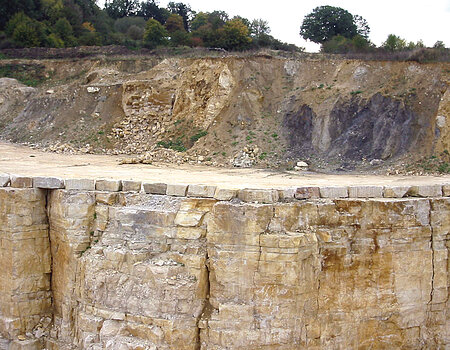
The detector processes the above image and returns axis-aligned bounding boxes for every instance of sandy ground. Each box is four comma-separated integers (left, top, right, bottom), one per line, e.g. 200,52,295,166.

1,142,449,189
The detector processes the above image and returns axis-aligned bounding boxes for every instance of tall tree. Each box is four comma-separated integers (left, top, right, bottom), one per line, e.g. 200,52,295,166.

164,13,184,33
382,34,406,51
300,6,369,44
208,10,228,30
105,0,139,19
0,0,41,29
250,19,270,38
222,18,251,50
167,2,195,31
143,17,168,48
138,0,169,24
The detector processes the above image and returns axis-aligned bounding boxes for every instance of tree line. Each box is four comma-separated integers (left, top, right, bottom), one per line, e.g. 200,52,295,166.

300,5,447,54
0,0,299,51
0,1,446,55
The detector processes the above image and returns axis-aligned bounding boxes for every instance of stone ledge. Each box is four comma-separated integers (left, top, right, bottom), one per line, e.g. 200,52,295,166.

33,176,64,189
320,186,348,198
349,186,384,198
65,178,95,191
143,182,167,195
2,175,449,202
10,175,33,188
122,180,142,192
238,189,279,204
95,180,122,192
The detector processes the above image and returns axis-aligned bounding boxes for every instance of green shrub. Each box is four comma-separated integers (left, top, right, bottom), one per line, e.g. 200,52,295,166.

190,130,208,142
6,12,46,47
45,33,64,48
143,18,168,49
157,138,186,152
78,32,102,46
127,25,144,40
114,16,146,33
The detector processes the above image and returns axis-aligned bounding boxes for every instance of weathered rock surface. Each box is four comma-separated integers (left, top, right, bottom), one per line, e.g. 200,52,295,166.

0,188,448,349
0,188,51,347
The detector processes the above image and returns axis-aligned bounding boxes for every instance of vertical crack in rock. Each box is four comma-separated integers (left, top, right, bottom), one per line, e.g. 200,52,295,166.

428,199,435,305
195,236,211,349
43,189,54,321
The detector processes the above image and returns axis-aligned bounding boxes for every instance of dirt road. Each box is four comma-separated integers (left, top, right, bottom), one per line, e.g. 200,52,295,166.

1,142,449,189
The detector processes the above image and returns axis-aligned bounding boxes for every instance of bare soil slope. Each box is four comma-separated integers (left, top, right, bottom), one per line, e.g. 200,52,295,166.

0,52,448,172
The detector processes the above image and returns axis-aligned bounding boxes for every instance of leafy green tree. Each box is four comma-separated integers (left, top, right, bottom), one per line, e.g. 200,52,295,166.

353,15,370,39
105,0,139,19
164,13,184,33
46,32,65,47
382,34,406,51
250,19,270,38
0,0,41,29
208,11,228,30
232,16,251,30
191,12,208,31
61,1,83,27
41,0,64,22
138,0,169,23
300,6,369,44
167,2,195,31
72,0,98,20
406,39,424,50
169,29,190,46
89,11,114,41
190,11,227,47
114,16,146,33
221,18,251,50
54,17,73,40
127,24,144,40
7,13,47,47
321,34,372,53
143,18,168,48
78,31,102,45
433,41,445,49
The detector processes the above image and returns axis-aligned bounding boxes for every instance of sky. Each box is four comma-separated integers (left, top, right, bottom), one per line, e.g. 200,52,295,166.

98,0,450,52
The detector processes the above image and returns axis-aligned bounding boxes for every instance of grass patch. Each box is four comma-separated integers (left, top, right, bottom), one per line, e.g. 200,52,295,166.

0,63,47,86
407,152,450,174
190,130,208,143
157,138,187,152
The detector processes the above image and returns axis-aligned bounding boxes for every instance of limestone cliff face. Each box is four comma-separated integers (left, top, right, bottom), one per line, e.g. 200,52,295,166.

0,188,448,349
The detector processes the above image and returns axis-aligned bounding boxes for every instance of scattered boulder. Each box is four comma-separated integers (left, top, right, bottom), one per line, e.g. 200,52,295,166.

294,161,308,171
87,86,100,93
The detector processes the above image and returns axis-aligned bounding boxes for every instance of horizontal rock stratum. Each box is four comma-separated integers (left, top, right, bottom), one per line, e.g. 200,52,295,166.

0,172,449,349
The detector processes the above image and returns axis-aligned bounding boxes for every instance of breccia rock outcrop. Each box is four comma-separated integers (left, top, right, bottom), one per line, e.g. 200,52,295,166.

0,188,448,349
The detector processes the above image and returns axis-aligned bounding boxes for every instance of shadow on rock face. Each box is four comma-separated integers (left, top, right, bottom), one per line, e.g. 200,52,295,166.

282,93,434,169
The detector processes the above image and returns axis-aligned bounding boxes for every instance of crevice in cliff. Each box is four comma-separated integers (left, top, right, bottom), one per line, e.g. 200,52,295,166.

43,189,55,324
428,200,435,305
195,248,211,350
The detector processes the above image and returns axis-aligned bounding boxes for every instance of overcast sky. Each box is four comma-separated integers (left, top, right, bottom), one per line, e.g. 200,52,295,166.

98,0,450,52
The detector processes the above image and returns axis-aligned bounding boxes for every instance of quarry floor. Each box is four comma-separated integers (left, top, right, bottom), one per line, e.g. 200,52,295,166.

1,141,449,188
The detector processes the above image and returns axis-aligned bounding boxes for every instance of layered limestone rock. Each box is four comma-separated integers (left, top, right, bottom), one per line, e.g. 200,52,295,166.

0,188,448,348
0,189,51,348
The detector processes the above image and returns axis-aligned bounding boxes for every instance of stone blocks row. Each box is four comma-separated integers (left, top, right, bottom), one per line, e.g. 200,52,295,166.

1,173,449,202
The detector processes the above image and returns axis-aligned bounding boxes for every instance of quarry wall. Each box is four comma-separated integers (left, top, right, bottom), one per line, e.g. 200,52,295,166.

0,175,449,349
1,56,448,171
